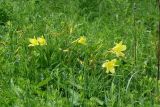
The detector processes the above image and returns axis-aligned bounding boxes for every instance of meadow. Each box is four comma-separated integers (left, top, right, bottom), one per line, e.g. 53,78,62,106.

0,0,160,106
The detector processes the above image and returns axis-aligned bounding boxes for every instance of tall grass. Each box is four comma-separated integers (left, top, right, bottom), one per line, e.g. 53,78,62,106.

0,0,159,106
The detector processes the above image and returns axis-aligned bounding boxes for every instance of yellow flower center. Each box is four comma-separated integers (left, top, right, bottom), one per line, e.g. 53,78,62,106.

112,41,126,57
102,59,117,74
28,37,39,47
37,36,47,46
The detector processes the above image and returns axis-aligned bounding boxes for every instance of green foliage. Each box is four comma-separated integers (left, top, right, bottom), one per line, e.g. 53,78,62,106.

0,0,159,106
0,1,13,25
0,8,9,25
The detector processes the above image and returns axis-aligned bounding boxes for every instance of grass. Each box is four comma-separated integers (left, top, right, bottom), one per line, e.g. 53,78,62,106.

0,0,160,106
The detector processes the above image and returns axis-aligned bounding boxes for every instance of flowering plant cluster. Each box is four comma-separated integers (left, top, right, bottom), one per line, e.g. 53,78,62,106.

102,41,126,74
28,35,126,74
28,36,47,47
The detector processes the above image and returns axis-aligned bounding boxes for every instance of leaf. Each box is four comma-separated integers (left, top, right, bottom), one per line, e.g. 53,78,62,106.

36,77,52,88
90,97,104,105
69,81,83,90
69,89,80,106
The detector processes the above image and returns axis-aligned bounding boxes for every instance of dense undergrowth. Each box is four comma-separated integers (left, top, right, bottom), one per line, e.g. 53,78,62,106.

0,0,160,106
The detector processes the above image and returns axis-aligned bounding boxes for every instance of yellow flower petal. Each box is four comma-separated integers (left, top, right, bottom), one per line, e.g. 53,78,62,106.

116,52,125,57
72,36,87,45
121,45,126,51
102,63,106,68
110,68,115,74
77,36,87,45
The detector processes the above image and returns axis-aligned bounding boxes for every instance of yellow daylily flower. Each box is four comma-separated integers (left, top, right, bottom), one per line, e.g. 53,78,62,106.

37,36,47,46
72,36,87,45
102,59,117,74
78,36,86,45
28,36,39,47
112,41,126,57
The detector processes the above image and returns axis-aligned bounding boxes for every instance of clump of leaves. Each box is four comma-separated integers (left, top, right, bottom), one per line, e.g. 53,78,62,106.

0,8,9,25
